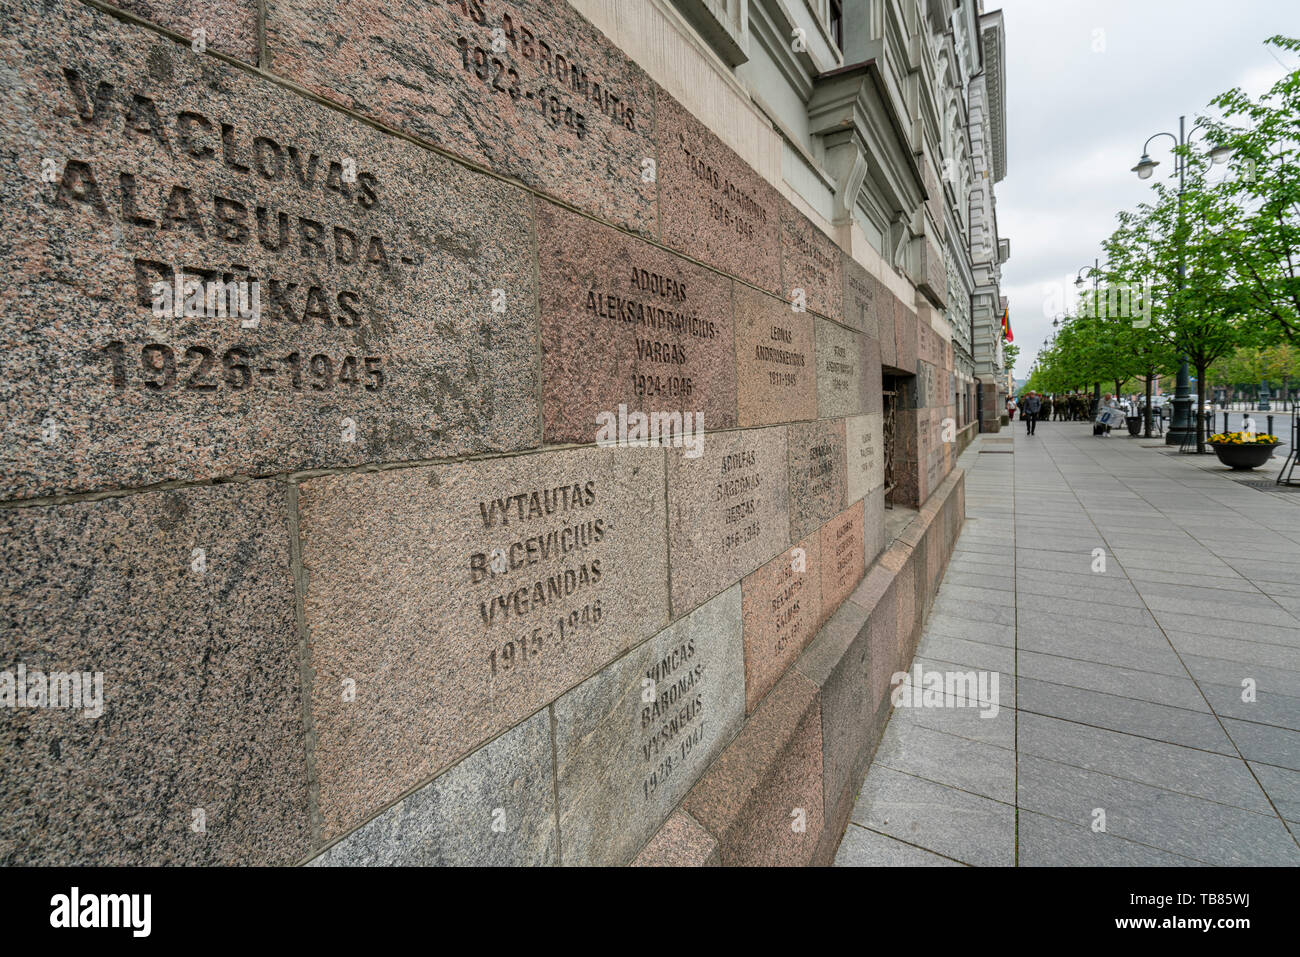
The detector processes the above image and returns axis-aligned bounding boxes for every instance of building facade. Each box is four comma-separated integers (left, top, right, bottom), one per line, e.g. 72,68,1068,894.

1,0,1002,866
968,5,1011,430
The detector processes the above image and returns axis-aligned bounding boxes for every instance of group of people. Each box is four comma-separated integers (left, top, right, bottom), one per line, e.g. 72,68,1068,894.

1007,391,1157,438
1005,393,1098,428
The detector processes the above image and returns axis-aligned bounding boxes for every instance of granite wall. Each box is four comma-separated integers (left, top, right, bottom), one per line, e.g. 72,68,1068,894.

0,0,963,865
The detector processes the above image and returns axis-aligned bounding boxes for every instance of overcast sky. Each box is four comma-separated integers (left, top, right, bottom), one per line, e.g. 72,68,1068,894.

994,0,1300,379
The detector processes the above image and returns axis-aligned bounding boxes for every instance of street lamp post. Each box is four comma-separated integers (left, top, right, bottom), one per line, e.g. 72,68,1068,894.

1074,262,1103,419
1131,115,1232,448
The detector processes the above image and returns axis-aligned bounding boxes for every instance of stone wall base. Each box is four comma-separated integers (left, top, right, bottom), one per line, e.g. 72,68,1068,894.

637,470,966,865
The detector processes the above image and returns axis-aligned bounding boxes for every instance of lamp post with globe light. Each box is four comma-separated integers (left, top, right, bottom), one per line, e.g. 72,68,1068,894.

1131,115,1233,446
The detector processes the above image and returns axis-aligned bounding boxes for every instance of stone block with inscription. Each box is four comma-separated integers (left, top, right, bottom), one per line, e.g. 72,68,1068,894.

787,419,847,542
877,292,899,369
781,205,842,320
553,584,744,865
536,200,736,443
846,412,884,503
297,444,668,840
814,318,869,419
0,0,539,499
820,499,866,620
683,670,824,866
741,537,821,714
309,709,556,866
0,482,308,865
117,0,259,62
894,300,919,375
667,426,790,616
265,0,657,235
656,93,782,296
734,284,816,427
841,256,878,339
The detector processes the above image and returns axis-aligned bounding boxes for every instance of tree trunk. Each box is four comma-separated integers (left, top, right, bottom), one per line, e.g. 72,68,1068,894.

1196,361,1208,453
1144,373,1154,438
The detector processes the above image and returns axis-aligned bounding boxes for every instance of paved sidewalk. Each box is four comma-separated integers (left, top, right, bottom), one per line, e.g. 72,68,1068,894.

836,421,1300,866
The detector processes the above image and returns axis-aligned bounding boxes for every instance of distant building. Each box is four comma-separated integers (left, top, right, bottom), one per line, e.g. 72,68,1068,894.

968,5,1010,430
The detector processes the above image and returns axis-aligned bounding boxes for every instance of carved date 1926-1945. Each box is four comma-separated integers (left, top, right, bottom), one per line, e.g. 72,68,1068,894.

98,341,384,393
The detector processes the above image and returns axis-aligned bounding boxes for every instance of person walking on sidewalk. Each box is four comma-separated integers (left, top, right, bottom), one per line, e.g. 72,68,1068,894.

1022,391,1041,435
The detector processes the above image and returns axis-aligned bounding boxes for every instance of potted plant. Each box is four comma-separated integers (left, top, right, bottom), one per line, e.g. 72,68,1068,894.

1207,432,1282,470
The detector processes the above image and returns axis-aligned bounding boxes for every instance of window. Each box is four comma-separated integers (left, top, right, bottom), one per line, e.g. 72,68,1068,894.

829,0,844,51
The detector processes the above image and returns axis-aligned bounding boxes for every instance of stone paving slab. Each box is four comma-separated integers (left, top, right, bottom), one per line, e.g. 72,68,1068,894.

836,423,1300,867
834,823,965,866
848,765,1015,867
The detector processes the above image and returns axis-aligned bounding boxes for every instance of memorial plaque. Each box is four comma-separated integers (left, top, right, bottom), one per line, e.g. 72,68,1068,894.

265,0,657,234
741,537,822,714
787,418,847,541
0,482,307,865
309,709,556,866
919,322,944,368
656,93,781,295
297,444,668,839
667,426,790,616
814,318,869,419
117,0,258,62
820,499,866,618
846,412,884,503
553,585,744,866
0,0,539,499
841,255,878,338
895,300,918,374
536,200,736,443
780,205,842,320
734,284,816,426
919,360,942,409
878,291,899,368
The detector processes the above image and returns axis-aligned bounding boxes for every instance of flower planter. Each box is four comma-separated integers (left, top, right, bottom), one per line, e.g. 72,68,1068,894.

1209,442,1280,470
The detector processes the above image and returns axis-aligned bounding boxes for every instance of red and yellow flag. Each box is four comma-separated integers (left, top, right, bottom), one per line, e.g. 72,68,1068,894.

1001,306,1013,342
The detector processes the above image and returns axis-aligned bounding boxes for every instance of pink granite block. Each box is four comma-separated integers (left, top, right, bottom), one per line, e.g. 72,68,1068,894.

667,425,791,616
787,418,847,541
0,0,540,498
116,0,258,62
741,535,821,714
264,0,657,234
656,93,782,295
631,810,719,866
536,200,737,443
297,444,669,840
895,300,919,374
734,284,816,427
841,255,878,338
0,482,308,865
780,205,842,321
683,671,824,866
820,499,866,621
